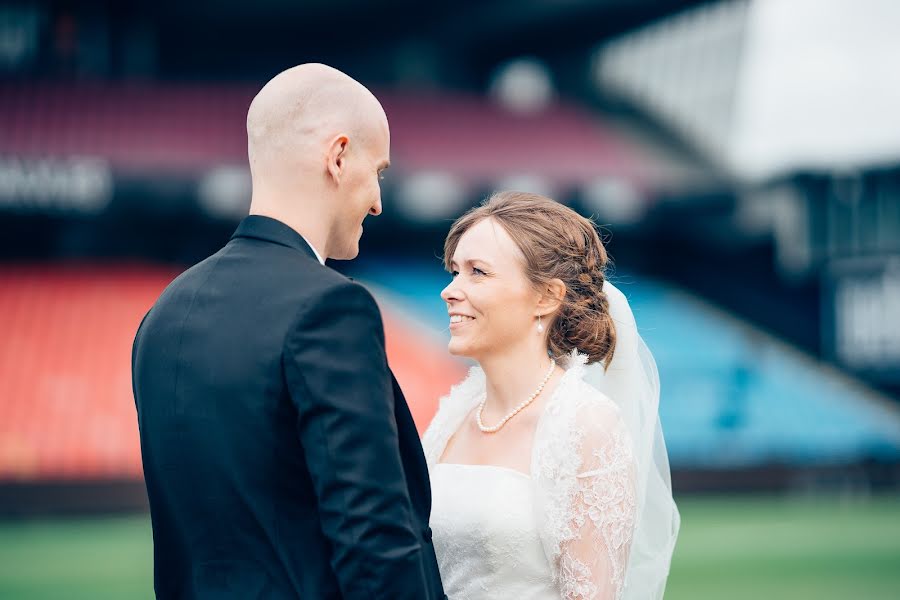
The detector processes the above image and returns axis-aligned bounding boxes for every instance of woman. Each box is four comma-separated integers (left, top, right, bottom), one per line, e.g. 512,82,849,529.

423,191,680,599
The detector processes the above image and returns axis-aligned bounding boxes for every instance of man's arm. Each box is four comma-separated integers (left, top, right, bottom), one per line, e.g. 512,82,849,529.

284,281,429,599
131,310,150,413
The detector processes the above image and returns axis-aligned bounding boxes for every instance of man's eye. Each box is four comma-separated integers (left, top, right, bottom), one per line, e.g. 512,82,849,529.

472,267,485,276
450,271,459,278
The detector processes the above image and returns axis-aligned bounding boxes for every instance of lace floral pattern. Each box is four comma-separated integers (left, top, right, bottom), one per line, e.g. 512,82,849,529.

559,423,637,599
559,551,596,599
424,350,638,600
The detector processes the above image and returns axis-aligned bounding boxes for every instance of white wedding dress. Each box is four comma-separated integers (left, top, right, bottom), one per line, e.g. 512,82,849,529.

430,463,559,598
423,352,637,600
423,283,680,600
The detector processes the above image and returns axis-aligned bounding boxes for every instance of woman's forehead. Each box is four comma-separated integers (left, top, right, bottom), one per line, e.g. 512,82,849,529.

453,218,525,267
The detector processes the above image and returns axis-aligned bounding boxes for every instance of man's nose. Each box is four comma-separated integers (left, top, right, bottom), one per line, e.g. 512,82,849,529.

369,198,383,216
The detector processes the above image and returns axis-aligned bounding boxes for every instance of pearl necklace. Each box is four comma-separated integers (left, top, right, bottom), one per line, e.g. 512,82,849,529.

476,358,557,433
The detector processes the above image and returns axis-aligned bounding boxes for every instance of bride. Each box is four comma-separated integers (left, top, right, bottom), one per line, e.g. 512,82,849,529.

422,191,680,599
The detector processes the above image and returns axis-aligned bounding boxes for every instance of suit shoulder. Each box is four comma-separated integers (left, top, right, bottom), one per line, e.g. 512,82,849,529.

157,250,223,295
283,277,385,354
300,275,380,316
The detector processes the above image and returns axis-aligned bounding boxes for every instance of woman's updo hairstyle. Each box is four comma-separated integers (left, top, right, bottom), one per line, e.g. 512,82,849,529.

443,191,616,367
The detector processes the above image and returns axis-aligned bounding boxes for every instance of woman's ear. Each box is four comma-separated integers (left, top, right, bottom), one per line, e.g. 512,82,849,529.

537,278,566,317
325,134,350,184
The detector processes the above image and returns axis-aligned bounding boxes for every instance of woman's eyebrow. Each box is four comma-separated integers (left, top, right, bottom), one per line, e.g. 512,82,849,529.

451,258,493,269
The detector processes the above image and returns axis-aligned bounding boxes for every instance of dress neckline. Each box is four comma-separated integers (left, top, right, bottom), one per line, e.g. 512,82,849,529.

435,354,587,477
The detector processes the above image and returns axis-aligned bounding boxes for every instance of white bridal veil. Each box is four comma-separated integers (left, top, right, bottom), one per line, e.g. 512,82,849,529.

583,281,681,599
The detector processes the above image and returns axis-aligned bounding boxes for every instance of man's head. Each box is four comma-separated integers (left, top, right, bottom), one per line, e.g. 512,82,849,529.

246,63,390,260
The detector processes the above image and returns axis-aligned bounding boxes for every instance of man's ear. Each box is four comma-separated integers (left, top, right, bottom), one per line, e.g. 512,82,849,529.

537,278,566,318
325,135,350,184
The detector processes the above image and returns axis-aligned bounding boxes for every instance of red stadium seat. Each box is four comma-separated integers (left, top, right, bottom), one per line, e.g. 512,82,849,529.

0,264,462,482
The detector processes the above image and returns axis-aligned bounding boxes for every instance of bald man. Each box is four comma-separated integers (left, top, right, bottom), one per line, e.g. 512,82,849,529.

132,64,446,600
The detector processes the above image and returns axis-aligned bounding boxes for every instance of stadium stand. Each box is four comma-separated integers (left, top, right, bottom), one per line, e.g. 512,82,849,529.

0,83,709,192
347,259,900,475
0,263,465,484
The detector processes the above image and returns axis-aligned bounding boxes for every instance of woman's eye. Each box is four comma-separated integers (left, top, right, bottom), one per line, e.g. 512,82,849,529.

449,268,484,278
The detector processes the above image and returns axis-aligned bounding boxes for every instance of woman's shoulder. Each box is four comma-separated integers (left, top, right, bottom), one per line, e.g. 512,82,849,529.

549,355,627,446
571,378,621,416
542,376,632,482
554,351,621,416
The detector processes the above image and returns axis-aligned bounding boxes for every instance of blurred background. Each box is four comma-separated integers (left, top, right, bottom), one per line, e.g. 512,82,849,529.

1,0,899,598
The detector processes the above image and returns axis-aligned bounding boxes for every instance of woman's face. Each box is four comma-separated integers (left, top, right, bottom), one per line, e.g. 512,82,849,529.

441,218,541,361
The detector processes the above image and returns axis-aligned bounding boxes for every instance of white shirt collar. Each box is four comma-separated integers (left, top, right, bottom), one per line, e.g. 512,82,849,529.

301,235,326,265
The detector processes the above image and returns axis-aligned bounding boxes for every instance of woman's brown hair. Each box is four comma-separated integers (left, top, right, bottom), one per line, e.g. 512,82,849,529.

444,191,616,367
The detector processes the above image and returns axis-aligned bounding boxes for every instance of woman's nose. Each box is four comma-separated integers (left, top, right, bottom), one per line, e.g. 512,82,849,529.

441,280,462,303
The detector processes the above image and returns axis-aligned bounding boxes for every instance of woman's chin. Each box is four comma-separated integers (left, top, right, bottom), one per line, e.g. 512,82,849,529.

447,338,473,358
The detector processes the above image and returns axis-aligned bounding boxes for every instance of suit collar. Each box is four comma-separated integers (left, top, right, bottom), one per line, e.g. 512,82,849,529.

231,215,320,263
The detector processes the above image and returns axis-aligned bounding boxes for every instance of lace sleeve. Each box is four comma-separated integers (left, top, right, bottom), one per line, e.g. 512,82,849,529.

558,401,637,600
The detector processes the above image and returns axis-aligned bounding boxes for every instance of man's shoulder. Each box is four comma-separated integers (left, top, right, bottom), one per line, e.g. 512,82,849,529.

299,273,380,316
153,241,377,319
174,239,341,290
283,274,385,351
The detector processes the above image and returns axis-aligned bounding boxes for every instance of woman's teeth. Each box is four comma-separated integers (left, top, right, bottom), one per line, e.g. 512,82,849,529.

450,315,475,324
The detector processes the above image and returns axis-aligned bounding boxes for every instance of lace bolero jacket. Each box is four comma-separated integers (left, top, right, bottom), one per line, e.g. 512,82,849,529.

422,351,638,600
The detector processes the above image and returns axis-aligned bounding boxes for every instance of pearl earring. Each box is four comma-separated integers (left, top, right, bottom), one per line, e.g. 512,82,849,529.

536,315,544,334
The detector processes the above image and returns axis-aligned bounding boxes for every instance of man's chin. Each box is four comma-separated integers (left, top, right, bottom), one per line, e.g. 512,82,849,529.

330,244,360,261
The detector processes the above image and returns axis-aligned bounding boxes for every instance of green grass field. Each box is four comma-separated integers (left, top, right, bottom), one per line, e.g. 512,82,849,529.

1,495,898,599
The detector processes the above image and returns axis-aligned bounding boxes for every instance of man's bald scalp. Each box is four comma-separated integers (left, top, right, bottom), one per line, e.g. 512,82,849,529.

247,63,386,174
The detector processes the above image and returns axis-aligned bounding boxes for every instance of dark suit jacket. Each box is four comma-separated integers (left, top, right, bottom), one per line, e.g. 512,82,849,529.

132,215,445,599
